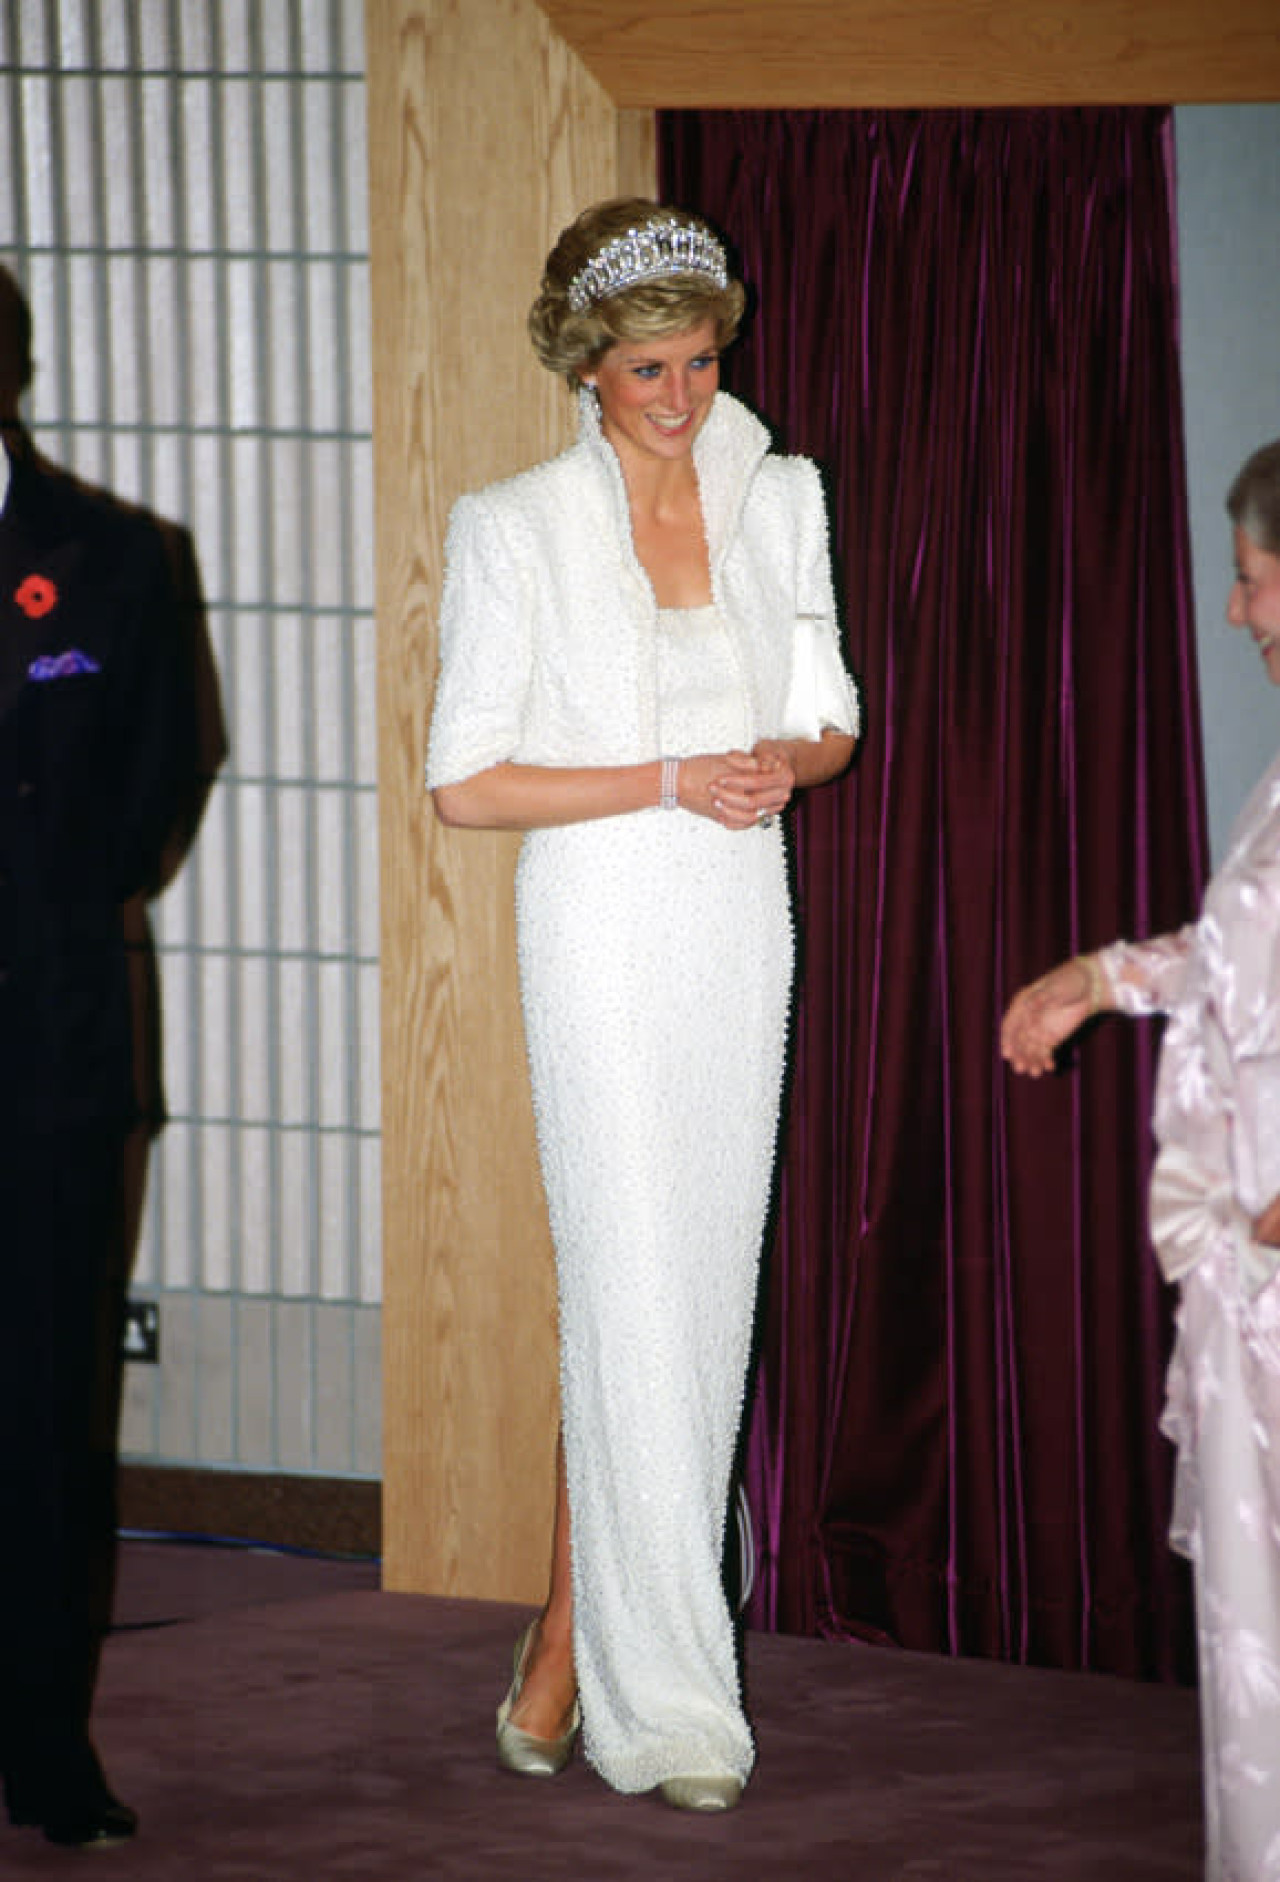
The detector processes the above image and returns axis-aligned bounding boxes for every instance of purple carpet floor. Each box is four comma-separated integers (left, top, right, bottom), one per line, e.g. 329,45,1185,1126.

1,1540,1202,1879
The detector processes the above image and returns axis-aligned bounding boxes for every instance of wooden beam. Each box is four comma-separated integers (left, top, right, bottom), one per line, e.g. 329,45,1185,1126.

535,0,1280,107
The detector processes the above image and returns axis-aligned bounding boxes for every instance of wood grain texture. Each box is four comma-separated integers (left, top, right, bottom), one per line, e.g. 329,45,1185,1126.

616,107,658,197
536,0,1280,106
367,0,653,1601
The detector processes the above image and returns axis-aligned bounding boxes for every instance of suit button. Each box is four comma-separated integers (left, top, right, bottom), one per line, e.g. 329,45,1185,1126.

17,780,35,797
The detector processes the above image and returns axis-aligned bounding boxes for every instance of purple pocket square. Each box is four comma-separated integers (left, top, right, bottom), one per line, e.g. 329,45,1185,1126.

27,650,102,681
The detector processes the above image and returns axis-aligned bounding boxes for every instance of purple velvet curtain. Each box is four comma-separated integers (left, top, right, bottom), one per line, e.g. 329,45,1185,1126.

660,110,1207,1680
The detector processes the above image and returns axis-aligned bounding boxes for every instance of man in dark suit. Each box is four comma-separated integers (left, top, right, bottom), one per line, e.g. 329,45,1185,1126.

0,265,204,1848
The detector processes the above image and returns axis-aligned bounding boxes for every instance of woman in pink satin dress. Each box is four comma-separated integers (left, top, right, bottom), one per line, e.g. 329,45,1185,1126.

1002,439,1280,1882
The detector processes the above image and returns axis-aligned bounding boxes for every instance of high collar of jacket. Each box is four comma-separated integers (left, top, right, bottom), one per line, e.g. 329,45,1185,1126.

576,386,771,573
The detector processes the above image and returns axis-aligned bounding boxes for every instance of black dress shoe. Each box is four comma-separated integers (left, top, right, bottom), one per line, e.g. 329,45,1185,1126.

44,1795,137,1848
11,1795,138,1848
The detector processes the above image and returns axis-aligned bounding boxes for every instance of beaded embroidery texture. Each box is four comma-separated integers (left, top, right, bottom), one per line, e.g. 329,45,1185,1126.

427,392,858,1791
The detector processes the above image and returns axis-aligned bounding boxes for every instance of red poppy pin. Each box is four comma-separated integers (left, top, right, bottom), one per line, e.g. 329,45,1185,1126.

14,574,59,620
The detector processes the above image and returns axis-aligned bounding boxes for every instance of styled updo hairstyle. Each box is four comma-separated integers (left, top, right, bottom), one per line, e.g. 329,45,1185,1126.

528,197,746,389
1227,439,1280,557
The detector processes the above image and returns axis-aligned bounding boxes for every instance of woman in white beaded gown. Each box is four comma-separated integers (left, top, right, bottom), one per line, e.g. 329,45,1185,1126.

1001,439,1280,1881
427,199,859,1811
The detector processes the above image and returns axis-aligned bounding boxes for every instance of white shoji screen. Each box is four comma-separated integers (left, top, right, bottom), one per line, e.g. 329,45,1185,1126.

0,0,381,1479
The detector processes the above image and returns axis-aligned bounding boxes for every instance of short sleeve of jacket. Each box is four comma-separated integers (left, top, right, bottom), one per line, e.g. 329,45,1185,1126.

779,458,861,740
426,490,535,790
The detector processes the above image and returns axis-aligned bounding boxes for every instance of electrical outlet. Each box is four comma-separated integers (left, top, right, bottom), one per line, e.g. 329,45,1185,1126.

122,1298,160,1364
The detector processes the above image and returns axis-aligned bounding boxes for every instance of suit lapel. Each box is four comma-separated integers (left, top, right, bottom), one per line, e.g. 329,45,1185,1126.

0,437,89,719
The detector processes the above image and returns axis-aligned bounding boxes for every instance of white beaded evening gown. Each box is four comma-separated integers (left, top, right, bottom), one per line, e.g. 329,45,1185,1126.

515,604,793,1792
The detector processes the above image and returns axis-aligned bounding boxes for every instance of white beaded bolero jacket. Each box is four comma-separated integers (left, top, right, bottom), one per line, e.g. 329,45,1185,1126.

425,389,860,790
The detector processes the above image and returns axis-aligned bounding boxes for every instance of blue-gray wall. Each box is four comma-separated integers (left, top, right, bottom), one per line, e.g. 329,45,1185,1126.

1176,104,1280,864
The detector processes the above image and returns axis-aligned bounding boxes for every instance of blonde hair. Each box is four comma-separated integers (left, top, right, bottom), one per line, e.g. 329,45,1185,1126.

528,197,746,388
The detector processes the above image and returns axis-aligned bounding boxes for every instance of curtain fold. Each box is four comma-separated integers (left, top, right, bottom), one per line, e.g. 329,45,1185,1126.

661,109,1205,1679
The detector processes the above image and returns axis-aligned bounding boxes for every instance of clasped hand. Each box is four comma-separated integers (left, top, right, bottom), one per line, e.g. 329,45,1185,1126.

685,742,795,829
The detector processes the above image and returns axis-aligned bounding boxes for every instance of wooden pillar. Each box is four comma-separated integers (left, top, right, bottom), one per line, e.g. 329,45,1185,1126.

365,0,653,1599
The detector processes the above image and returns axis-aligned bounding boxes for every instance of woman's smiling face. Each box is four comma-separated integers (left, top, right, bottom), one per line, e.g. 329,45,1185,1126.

584,320,720,470
1229,526,1280,687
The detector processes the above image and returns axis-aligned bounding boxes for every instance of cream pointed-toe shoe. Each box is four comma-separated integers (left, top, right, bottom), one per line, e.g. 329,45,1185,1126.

495,1621,580,1778
658,1774,744,1813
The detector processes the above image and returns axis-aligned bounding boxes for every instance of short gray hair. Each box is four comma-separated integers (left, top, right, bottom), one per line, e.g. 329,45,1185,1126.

1226,440,1280,556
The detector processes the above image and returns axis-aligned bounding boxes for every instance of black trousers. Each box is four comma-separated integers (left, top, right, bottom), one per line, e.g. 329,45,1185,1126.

0,1127,128,1811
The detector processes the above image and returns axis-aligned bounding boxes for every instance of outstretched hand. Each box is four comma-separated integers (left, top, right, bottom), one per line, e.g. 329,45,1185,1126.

1255,1194,1280,1248
1001,956,1105,1077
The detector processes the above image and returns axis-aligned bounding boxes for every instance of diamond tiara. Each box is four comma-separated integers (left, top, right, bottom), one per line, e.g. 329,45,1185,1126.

566,217,729,313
